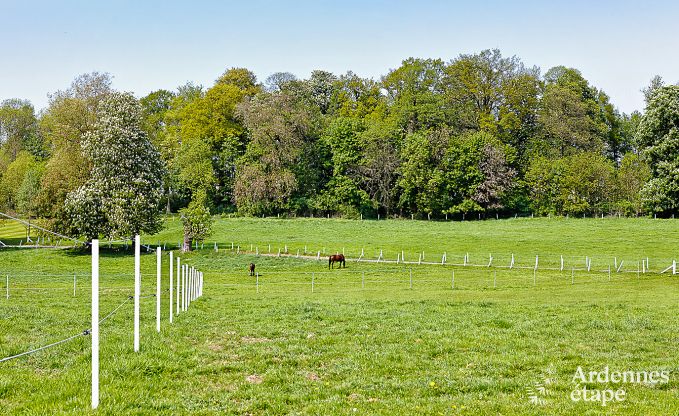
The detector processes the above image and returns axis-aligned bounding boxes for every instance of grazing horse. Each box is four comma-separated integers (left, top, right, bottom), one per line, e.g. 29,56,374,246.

329,254,346,269
249,263,256,276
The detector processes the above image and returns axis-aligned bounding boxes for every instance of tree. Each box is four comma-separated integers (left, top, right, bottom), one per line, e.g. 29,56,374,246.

443,132,516,216
235,91,321,215
526,152,614,215
535,67,608,157
180,189,213,252
445,49,539,138
614,153,650,216
0,99,43,160
140,89,175,144
265,72,297,92
216,67,260,96
38,72,114,222
0,151,37,211
313,117,372,217
382,58,448,134
356,119,400,215
636,85,679,214
397,129,449,215
472,143,517,211
307,70,338,114
642,75,664,105
64,92,165,240
559,152,614,215
329,71,384,118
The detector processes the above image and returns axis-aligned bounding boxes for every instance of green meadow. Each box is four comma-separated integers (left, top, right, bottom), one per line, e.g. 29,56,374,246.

1,217,678,415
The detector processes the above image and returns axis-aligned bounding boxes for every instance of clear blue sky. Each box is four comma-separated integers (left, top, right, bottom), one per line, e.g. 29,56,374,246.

1,0,677,114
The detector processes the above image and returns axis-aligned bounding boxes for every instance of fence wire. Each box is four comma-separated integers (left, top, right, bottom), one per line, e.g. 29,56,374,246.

0,294,133,364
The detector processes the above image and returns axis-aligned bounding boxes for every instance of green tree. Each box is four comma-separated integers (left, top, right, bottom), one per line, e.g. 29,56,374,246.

64,92,165,240
0,99,43,160
559,152,614,215
443,132,516,216
235,91,321,215
382,58,448,134
356,118,400,215
180,189,213,252
314,117,371,217
535,67,608,157
330,71,384,118
444,49,540,138
614,153,650,216
636,85,679,214
526,152,614,216
38,72,113,221
0,151,37,211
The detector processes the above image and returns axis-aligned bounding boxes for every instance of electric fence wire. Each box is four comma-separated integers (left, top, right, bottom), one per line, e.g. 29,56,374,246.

0,210,154,250
0,294,134,364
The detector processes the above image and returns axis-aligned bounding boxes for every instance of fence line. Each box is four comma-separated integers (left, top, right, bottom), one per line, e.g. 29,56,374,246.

0,294,132,364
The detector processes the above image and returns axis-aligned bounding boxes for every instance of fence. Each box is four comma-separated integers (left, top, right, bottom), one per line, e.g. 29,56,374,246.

208,264,666,298
1,235,205,410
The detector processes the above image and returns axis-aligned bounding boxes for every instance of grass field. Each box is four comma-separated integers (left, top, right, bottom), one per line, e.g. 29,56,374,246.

1,217,678,414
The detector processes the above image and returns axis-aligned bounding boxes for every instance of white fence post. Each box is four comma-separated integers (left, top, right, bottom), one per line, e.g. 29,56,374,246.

156,247,161,332
5,275,8,299
187,268,191,307
181,265,186,311
91,239,99,409
176,257,180,315
169,251,173,323
134,235,140,352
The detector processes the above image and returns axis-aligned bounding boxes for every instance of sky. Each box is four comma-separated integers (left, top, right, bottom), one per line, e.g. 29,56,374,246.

1,0,677,114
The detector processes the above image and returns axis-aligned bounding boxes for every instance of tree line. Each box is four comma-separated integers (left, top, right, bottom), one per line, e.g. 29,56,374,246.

0,50,678,242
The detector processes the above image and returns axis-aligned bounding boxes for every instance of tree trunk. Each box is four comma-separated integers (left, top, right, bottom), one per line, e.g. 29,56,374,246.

166,188,172,214
183,232,192,253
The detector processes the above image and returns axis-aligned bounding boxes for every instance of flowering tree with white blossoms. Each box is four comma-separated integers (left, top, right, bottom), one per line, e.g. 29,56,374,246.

65,92,165,241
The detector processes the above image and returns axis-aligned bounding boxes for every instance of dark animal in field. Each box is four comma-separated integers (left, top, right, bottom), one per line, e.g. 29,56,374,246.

249,263,256,276
329,254,345,269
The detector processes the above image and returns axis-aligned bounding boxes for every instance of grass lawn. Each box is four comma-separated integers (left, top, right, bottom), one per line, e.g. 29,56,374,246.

0,217,678,414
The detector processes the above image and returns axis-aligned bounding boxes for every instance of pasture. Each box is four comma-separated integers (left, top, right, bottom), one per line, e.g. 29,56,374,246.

1,217,678,415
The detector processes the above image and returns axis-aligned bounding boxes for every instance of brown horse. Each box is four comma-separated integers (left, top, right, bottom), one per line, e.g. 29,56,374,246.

249,263,256,276
329,254,345,269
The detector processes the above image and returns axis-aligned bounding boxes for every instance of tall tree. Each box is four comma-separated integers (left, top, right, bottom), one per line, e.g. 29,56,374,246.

382,58,447,135
0,99,43,160
636,85,679,214
445,49,539,135
534,67,607,157
64,92,165,240
235,91,321,215
38,72,113,221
